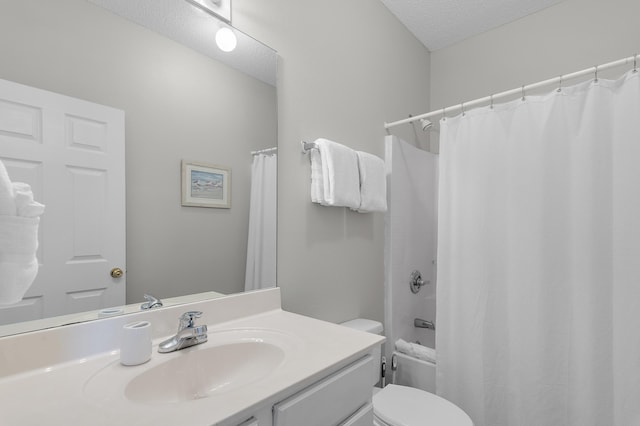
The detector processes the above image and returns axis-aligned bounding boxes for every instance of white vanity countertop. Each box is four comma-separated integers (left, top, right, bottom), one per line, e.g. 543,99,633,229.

0,289,384,425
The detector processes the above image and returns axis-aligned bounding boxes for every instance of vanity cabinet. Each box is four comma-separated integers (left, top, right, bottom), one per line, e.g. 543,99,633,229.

273,355,373,426
340,402,374,426
228,355,374,426
0,289,385,426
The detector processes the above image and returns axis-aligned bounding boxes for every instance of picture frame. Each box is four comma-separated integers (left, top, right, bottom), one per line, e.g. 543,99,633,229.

181,160,231,209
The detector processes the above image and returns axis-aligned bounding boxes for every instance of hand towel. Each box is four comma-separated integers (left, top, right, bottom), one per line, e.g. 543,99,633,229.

309,148,325,204
395,338,436,363
0,160,16,216
0,215,40,305
355,151,387,213
316,138,361,209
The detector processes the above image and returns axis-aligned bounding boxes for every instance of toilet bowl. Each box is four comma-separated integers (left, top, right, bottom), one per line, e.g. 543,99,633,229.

373,384,472,426
341,319,473,426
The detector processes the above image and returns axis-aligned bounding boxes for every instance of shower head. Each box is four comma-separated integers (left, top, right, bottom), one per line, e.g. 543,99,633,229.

420,118,433,131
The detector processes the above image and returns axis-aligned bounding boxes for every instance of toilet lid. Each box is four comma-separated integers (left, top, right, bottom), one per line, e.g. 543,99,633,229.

373,385,473,426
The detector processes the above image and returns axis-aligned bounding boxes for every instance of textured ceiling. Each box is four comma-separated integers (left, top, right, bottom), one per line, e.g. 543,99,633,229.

87,0,277,86
379,0,565,51
87,0,565,83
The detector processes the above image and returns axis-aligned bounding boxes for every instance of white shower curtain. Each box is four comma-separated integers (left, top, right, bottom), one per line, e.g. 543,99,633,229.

437,71,640,426
244,153,277,291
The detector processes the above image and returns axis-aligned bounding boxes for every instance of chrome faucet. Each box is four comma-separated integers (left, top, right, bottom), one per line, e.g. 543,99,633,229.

414,318,435,330
158,311,208,353
141,293,163,310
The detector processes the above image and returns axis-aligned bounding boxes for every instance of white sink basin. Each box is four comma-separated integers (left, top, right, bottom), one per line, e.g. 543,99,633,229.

126,341,285,403
83,328,300,405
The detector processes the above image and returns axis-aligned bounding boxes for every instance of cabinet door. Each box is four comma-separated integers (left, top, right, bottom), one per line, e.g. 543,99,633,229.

340,402,373,426
273,355,373,426
236,417,258,426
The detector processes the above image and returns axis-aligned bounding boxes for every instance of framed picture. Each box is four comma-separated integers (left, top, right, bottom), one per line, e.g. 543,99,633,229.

181,160,231,208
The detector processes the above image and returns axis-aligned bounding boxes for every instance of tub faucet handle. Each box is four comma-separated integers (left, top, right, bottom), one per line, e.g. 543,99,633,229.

410,270,430,294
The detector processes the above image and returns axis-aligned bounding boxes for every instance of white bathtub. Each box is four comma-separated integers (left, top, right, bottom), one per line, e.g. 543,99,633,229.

391,350,436,393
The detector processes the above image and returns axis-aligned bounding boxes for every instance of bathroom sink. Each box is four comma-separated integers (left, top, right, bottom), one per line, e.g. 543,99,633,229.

83,328,299,405
126,341,285,403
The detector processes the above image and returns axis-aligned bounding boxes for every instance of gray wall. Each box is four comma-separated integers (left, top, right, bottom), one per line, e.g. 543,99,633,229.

431,0,640,122
235,0,431,323
0,0,277,302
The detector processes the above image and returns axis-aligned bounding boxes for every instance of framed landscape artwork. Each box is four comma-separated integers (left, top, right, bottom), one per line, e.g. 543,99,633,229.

181,160,231,208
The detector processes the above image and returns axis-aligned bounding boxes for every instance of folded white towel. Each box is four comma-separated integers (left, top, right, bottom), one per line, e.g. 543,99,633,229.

309,148,325,204
395,338,436,363
0,160,16,216
355,151,387,213
0,215,40,305
316,138,361,209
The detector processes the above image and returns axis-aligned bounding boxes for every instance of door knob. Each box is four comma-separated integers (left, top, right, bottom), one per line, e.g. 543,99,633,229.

110,267,124,279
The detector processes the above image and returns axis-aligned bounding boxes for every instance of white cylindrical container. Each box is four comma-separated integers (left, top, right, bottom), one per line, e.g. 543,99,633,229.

120,321,152,366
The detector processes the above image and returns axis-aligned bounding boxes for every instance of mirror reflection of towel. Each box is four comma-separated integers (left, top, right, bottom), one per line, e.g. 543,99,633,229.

0,159,16,216
0,215,40,304
0,160,44,305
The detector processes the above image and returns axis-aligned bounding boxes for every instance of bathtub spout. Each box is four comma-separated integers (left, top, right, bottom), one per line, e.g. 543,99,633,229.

414,318,435,330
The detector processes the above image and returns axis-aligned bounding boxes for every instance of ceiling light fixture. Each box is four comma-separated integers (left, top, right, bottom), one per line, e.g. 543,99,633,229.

215,27,237,52
185,0,237,52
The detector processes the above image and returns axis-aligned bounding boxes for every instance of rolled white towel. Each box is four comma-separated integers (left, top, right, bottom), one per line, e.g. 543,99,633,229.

395,338,436,363
0,160,16,216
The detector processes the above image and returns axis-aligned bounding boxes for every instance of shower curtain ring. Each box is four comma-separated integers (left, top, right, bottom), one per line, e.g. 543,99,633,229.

521,85,525,101
442,107,446,121
634,54,638,73
490,94,494,109
594,65,599,83
557,75,563,93
461,102,465,116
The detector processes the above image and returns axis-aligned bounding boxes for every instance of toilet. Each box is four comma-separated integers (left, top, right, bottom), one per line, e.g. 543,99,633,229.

341,319,473,426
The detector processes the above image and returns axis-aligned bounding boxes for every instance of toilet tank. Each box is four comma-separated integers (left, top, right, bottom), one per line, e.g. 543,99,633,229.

340,319,383,387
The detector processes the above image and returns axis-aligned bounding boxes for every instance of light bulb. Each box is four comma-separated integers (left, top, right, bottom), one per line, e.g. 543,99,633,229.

216,27,237,52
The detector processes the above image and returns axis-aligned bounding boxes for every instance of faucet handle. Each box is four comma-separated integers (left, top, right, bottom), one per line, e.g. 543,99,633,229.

179,311,203,329
141,293,163,310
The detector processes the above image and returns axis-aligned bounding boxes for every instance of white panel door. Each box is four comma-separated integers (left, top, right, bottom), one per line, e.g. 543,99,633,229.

0,78,125,324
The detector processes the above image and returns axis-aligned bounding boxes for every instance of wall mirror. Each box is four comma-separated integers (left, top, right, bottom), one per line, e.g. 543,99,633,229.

0,0,277,336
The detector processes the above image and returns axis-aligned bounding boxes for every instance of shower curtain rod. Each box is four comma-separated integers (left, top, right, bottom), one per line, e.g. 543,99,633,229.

384,54,639,130
251,146,278,155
